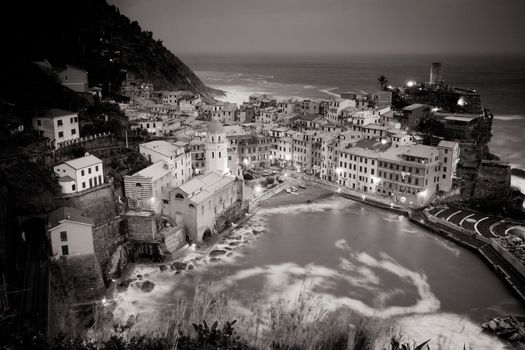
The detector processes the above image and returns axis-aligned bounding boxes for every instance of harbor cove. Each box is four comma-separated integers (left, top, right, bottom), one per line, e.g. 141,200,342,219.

110,189,524,349
3,0,525,349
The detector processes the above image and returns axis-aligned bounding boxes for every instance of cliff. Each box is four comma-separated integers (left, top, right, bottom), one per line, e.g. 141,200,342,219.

0,0,218,118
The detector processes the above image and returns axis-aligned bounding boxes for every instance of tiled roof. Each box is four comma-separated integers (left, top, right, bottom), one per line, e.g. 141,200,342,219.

63,154,102,170
48,207,94,230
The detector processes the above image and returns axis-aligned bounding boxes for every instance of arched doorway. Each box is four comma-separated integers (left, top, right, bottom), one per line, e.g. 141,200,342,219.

202,228,212,241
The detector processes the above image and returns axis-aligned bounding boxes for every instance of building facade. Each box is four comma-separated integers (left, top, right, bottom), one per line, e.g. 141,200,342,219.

53,154,104,194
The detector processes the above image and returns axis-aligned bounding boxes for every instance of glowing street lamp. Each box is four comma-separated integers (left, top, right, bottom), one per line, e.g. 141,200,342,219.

406,81,416,87
254,185,263,193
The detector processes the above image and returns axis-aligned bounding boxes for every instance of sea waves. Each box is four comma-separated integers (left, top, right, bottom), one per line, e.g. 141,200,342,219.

493,114,524,121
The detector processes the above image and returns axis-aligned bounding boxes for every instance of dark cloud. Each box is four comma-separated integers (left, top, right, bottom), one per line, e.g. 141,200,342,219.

109,0,525,55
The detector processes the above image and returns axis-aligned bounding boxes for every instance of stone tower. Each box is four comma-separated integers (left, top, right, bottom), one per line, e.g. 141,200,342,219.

205,117,228,174
429,62,442,85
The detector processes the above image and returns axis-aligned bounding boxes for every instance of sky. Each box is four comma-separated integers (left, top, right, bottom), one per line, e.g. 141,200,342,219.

109,0,525,56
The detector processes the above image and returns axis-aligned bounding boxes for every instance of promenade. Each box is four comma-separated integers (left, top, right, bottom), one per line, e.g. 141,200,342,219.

411,209,525,306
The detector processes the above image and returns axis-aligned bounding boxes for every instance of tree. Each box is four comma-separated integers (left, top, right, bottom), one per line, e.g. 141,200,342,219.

377,75,389,91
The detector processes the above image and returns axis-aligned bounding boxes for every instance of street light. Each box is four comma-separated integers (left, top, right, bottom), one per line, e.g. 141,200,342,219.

407,81,416,87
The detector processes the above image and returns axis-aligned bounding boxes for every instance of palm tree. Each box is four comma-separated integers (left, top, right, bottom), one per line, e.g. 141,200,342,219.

377,75,388,91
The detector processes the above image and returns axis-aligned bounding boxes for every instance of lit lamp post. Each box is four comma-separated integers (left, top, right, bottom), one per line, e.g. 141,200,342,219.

417,189,428,206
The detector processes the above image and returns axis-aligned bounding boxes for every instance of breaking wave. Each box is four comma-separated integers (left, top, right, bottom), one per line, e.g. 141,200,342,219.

493,115,524,121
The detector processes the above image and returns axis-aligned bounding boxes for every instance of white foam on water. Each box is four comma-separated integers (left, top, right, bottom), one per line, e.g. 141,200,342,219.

258,196,348,216
493,115,524,121
320,87,340,97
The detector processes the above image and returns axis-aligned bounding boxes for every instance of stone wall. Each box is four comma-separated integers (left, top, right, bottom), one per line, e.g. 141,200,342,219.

92,217,124,280
215,202,243,233
61,254,105,303
491,241,525,278
472,160,511,201
163,226,187,254
60,183,117,225
48,255,105,337
125,212,157,241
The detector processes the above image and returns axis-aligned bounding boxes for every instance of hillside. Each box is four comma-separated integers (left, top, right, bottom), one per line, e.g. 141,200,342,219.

0,0,218,116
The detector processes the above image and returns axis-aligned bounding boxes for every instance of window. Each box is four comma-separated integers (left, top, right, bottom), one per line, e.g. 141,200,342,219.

72,184,76,191
58,131,64,138
219,152,221,158
71,128,76,135
82,182,86,189
57,120,63,126
95,165,99,171
212,152,215,158
81,170,85,176
37,120,42,126
61,245,69,256
60,231,67,242
88,168,92,174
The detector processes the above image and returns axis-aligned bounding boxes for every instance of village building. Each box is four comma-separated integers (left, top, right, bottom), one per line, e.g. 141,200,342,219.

124,160,172,213
326,98,356,123
33,109,80,149
164,171,243,242
377,144,443,206
56,65,89,93
436,140,460,193
47,207,95,257
53,154,104,194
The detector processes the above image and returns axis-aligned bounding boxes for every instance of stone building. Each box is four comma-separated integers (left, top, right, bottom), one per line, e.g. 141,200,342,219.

165,171,243,242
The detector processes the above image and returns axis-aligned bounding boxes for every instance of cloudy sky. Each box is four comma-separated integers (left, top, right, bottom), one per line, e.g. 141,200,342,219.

109,0,525,56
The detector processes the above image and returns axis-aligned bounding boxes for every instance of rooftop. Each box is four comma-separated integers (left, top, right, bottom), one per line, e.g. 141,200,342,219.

176,171,236,204
39,108,76,119
48,207,94,230
132,161,171,182
437,140,458,149
403,103,428,111
140,140,182,157
63,154,102,170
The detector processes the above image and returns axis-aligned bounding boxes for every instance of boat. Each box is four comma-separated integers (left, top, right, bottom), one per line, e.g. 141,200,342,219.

290,186,298,192
298,184,307,189
285,188,292,193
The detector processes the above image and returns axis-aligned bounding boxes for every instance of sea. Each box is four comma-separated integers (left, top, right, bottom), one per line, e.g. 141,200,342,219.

182,54,525,191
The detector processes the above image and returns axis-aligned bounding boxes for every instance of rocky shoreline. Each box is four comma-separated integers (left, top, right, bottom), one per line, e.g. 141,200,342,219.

482,316,525,343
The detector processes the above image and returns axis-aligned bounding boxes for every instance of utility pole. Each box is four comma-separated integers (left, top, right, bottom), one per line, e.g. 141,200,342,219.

125,130,129,149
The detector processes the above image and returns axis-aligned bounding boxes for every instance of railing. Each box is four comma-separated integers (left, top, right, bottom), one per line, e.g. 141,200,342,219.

56,132,112,149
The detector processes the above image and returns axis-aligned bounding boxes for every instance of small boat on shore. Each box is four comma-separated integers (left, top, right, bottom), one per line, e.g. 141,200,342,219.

285,188,292,193
290,186,298,192
298,184,307,189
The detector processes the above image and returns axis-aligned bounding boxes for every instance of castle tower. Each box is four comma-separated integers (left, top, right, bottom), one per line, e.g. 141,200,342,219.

429,62,442,85
205,117,228,174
